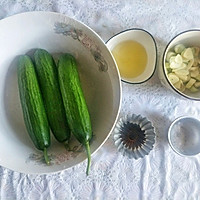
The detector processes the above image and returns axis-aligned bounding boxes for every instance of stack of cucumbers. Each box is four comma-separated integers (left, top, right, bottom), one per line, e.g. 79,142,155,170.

18,49,92,175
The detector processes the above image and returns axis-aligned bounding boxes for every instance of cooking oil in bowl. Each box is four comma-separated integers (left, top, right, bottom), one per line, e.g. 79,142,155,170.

111,40,147,79
106,29,157,84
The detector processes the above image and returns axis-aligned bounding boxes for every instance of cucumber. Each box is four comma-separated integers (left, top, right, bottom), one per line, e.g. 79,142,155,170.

34,49,71,144
18,55,50,164
58,53,92,175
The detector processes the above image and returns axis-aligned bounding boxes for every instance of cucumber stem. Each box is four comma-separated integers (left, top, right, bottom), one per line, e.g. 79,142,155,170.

44,148,50,165
85,142,91,176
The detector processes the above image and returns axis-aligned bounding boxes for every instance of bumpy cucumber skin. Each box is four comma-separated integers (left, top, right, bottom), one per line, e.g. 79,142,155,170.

58,54,92,145
58,53,92,175
18,55,50,151
34,49,70,143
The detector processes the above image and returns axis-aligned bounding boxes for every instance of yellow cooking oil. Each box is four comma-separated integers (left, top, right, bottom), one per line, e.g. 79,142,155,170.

112,40,147,78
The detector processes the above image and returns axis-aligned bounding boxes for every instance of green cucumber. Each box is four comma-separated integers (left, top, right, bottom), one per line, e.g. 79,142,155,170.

34,49,70,144
58,53,92,175
18,55,50,164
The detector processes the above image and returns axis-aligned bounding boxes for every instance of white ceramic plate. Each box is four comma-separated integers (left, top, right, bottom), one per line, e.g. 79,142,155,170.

0,11,121,174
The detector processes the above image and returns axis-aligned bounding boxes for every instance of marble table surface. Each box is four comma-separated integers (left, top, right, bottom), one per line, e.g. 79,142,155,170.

1,0,200,199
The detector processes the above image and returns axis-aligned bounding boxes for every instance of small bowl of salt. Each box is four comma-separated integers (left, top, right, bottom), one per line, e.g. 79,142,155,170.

168,116,200,156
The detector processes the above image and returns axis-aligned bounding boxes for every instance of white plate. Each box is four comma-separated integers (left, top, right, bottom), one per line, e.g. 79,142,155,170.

0,11,121,174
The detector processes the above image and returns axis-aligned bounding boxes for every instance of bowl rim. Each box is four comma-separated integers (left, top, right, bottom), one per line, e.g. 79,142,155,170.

162,29,200,101
106,28,157,84
168,115,200,157
0,11,122,174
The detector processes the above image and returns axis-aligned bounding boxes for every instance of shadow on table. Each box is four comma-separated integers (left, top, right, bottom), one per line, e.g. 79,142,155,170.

147,111,171,148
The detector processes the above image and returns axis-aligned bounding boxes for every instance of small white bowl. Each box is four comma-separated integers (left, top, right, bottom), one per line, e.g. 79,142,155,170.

168,116,200,156
158,29,200,100
106,28,157,84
